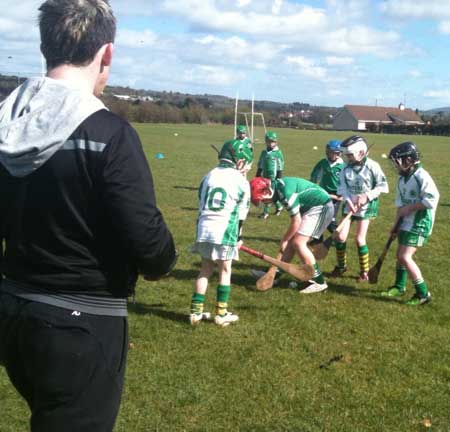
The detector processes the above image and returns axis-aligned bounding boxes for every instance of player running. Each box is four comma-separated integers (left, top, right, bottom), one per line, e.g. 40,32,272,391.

190,139,253,326
332,135,389,281
310,139,344,232
256,131,285,219
381,142,439,305
250,176,334,293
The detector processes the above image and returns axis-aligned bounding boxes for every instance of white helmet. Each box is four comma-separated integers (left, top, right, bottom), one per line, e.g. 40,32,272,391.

341,135,368,164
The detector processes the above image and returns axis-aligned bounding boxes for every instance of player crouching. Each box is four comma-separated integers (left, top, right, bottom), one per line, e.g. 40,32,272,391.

190,139,253,326
250,176,334,293
381,142,439,305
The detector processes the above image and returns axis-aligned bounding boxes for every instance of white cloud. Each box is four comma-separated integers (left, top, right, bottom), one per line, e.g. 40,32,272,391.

380,0,450,19
237,0,252,7
286,56,327,80
438,20,450,33
325,56,354,65
272,0,283,15
409,69,422,78
424,89,450,102
183,65,245,86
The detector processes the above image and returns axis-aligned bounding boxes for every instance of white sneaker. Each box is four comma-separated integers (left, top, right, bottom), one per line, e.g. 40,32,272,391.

299,280,328,294
214,312,239,327
189,312,211,325
250,269,280,286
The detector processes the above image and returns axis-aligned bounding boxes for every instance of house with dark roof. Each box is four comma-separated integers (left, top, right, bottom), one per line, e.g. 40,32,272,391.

333,104,424,131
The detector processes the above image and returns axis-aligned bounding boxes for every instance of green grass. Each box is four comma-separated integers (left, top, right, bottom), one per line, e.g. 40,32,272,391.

1,124,450,431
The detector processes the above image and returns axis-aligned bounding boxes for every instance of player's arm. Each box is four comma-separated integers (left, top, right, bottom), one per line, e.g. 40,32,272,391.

310,162,321,184
365,163,389,202
101,125,177,280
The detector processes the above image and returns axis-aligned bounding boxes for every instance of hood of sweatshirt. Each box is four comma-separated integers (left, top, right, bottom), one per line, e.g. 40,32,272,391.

0,77,105,177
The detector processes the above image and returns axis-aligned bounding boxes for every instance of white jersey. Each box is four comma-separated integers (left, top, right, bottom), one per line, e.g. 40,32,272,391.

196,166,250,246
338,157,388,218
395,165,439,236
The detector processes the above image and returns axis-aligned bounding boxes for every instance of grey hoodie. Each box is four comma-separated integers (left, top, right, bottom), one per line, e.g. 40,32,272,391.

0,77,105,177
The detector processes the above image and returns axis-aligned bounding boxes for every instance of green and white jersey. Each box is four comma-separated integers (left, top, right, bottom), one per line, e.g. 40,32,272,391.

257,147,285,180
196,166,250,246
274,177,330,217
338,157,388,218
310,157,344,194
395,165,440,237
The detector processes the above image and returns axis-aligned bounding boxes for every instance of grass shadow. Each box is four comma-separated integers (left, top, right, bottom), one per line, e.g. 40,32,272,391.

174,185,197,191
128,302,187,323
180,207,197,211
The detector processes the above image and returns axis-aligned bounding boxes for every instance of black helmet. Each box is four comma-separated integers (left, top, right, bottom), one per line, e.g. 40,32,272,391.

388,141,420,163
389,142,420,175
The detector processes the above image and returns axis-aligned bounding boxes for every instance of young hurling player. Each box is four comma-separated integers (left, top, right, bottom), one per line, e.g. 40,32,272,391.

333,135,389,281
236,124,252,148
256,131,285,219
381,142,439,305
250,176,334,293
190,139,253,326
310,139,344,232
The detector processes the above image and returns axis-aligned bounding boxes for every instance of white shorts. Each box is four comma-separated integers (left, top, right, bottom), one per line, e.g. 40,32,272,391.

298,201,334,239
194,242,239,261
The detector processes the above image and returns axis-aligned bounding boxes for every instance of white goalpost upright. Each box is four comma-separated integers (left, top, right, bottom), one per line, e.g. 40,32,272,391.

234,93,267,143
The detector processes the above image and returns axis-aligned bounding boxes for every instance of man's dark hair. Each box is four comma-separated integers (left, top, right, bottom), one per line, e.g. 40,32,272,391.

39,0,116,69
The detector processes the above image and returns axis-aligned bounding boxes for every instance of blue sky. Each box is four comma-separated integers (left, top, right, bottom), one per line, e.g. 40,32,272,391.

1,0,450,110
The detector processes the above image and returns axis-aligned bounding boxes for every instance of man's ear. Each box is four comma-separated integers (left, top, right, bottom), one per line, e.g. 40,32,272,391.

101,42,113,67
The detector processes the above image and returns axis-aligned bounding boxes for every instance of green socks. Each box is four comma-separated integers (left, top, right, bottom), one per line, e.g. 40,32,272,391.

394,264,407,291
190,292,205,315
335,241,347,269
413,278,428,297
358,245,369,274
216,284,231,316
313,263,325,285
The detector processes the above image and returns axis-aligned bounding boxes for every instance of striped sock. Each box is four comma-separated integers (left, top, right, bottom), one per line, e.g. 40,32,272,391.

191,292,205,315
413,278,428,297
394,264,407,291
335,241,347,269
313,263,325,285
358,245,369,274
216,285,231,316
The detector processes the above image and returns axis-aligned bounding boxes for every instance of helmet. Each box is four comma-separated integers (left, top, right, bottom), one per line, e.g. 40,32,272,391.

389,141,420,175
341,135,368,164
250,177,272,206
236,125,247,134
219,139,253,168
326,139,342,152
265,131,278,142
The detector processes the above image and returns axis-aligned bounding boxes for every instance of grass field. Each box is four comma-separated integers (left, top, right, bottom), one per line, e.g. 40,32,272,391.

1,124,449,431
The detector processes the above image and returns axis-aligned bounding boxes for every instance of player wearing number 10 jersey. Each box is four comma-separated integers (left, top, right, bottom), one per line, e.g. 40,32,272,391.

190,139,253,327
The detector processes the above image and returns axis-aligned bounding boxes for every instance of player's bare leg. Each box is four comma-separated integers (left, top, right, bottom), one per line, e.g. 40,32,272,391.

190,259,215,325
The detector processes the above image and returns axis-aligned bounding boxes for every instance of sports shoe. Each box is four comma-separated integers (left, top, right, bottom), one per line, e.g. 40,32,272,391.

189,312,211,325
330,266,347,277
299,280,328,294
274,208,283,216
214,311,239,327
380,286,406,297
358,272,369,282
258,213,269,220
405,292,431,306
250,269,280,286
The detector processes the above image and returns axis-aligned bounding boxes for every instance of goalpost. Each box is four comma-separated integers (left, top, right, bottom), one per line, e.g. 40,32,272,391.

234,93,267,143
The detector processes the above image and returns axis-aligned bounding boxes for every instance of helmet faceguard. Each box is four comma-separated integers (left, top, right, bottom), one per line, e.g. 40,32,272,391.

219,139,253,172
389,141,420,176
265,131,278,149
326,139,342,161
341,135,368,165
236,125,247,138
250,177,273,206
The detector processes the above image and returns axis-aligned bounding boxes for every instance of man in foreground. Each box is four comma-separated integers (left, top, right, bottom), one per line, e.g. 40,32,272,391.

0,1,176,430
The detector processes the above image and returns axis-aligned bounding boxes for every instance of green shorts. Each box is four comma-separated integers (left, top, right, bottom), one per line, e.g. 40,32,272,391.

398,230,429,247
